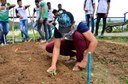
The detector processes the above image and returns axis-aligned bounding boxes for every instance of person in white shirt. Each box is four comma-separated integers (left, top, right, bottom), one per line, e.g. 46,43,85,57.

84,0,96,33
15,0,31,41
32,0,39,30
47,2,54,40
94,0,111,37
57,3,66,14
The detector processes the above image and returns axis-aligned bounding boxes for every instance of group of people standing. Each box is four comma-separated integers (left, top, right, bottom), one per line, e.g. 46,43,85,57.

84,0,110,37
0,0,63,44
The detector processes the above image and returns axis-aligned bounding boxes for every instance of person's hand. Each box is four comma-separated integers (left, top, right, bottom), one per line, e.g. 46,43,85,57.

91,14,94,18
49,22,53,26
19,16,23,19
39,17,43,23
105,13,108,18
70,26,74,31
0,6,6,10
96,13,98,17
78,60,87,69
28,5,30,7
32,18,34,22
83,8,88,12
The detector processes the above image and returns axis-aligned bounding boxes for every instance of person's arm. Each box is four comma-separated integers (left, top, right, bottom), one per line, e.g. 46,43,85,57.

92,0,96,18
48,16,57,26
15,9,23,19
8,4,16,9
0,6,6,10
24,5,30,9
106,0,111,17
47,38,61,72
39,5,44,23
83,0,86,11
70,21,75,30
32,8,36,22
79,31,98,68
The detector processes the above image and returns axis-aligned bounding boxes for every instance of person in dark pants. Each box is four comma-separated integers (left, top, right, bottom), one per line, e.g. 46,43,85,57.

95,0,111,37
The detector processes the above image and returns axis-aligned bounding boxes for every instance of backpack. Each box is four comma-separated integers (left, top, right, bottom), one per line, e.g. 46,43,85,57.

58,11,74,28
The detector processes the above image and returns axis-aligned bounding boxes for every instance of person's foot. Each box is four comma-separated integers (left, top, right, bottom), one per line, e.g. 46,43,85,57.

27,38,33,42
78,60,87,69
0,43,4,47
72,62,81,71
40,39,46,43
65,57,76,63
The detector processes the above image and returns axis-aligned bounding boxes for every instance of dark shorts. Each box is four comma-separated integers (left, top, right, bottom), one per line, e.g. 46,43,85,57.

77,22,89,33
54,28,63,38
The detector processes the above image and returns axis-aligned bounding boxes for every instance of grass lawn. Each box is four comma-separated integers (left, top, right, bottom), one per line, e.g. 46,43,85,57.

97,36,128,43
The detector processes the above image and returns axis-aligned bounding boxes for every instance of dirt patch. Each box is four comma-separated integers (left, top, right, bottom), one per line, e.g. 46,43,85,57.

0,41,128,84
0,42,85,84
93,41,128,83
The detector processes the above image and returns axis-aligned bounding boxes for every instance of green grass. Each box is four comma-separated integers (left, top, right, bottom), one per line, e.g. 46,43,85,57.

97,36,128,43
126,79,128,84
124,27,128,32
7,30,40,38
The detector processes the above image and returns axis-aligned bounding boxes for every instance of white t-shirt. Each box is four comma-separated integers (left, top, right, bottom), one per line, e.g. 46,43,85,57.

16,7,28,20
84,0,95,15
97,0,109,13
48,9,54,21
33,7,39,20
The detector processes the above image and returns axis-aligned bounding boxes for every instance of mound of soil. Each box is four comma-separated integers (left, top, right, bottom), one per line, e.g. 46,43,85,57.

0,42,85,84
94,41,128,83
0,41,128,84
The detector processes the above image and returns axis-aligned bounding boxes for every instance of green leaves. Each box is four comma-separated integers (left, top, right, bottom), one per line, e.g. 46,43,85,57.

48,70,57,76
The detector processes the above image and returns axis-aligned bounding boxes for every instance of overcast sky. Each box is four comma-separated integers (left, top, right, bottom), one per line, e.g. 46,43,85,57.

7,0,128,21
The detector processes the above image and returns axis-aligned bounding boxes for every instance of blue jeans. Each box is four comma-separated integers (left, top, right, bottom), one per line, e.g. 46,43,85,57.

86,14,94,33
47,21,56,39
47,23,52,39
0,21,9,43
19,19,29,40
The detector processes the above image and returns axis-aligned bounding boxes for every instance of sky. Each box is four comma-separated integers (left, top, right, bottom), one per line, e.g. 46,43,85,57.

7,0,128,21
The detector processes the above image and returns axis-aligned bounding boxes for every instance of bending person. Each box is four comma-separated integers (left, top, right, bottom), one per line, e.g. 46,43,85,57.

46,9,98,72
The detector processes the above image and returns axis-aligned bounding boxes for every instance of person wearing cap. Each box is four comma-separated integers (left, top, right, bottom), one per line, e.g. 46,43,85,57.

46,9,98,72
